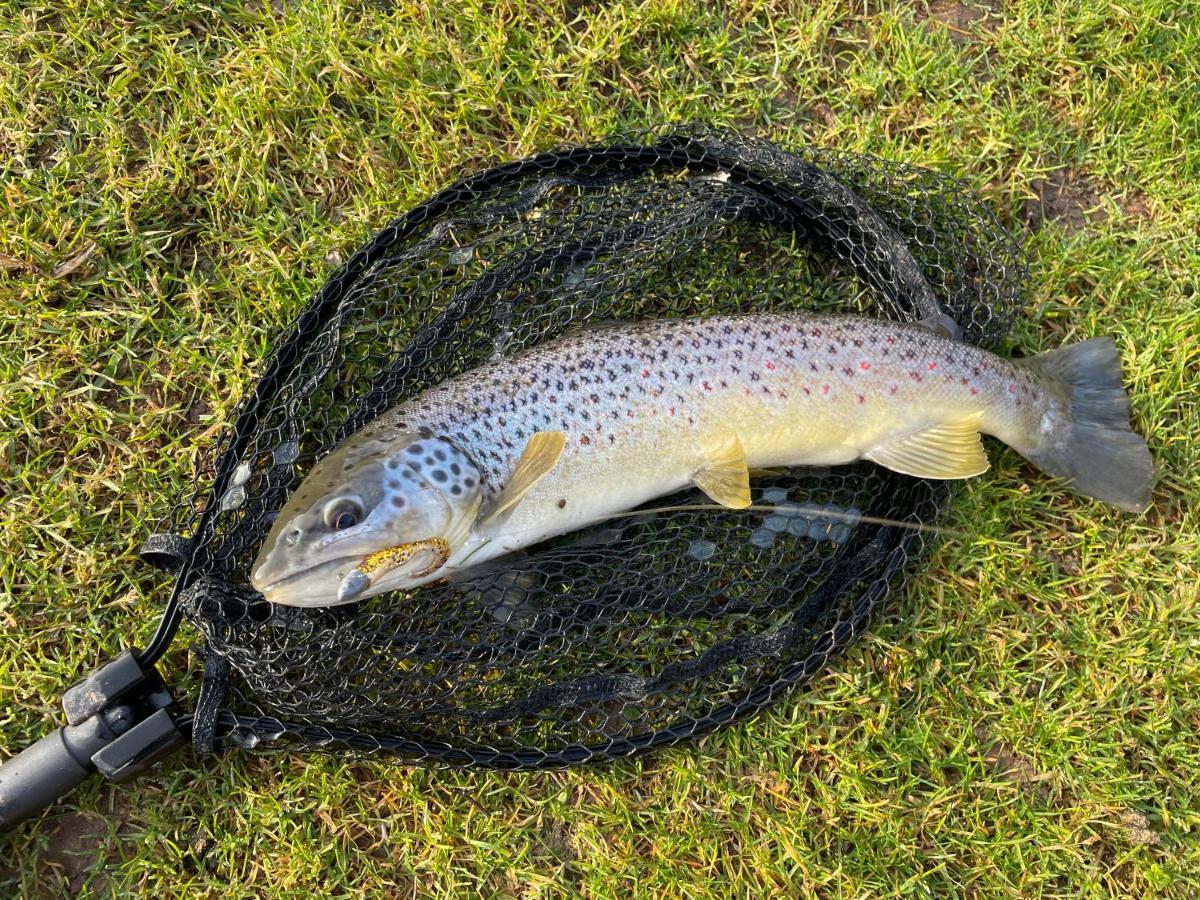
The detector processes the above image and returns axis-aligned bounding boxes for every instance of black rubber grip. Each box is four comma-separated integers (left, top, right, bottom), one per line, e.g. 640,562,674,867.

0,721,108,829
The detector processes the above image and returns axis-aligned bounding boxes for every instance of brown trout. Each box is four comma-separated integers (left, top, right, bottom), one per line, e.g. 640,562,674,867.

251,313,1153,606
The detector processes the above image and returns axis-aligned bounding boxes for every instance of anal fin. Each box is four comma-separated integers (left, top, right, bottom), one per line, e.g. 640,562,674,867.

866,416,989,479
691,434,752,509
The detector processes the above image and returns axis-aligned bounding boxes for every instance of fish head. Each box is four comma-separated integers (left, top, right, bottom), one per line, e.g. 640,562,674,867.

251,434,483,606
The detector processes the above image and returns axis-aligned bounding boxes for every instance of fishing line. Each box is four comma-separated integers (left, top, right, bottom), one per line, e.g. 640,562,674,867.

594,502,974,540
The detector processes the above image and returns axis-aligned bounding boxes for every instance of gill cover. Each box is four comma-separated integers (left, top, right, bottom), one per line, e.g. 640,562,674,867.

251,431,483,606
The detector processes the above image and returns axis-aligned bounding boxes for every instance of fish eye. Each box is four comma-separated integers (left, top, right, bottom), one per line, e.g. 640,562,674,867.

323,497,364,530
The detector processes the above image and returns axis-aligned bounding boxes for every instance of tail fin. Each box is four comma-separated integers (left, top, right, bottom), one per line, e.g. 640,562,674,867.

1016,337,1153,512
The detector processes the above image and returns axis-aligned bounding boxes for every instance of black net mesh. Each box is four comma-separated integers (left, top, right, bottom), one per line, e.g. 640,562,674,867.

153,127,1025,767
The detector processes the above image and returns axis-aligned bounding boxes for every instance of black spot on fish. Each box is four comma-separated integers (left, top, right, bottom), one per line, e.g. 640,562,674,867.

450,463,461,476
557,498,567,509
391,496,406,508
464,477,476,488
434,448,446,462
450,485,463,496
407,444,423,455
388,480,400,489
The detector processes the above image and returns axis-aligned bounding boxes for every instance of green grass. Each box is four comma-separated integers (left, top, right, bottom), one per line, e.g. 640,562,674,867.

2,0,1198,895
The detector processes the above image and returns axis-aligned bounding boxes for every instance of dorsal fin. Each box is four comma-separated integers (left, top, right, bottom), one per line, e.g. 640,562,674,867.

916,313,962,341
480,431,567,526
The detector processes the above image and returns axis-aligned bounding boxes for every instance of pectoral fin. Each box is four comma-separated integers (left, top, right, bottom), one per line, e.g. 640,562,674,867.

865,416,989,479
691,434,752,509
480,430,567,526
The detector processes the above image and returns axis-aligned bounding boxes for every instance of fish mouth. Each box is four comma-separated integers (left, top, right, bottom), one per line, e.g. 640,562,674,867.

251,526,415,604
252,554,361,606
253,539,452,607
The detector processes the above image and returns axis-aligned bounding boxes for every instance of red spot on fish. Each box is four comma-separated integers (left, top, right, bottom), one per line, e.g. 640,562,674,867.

702,380,711,391
961,377,969,385
668,407,676,417
764,360,776,370
859,361,871,371
886,336,896,345
1007,383,1016,393
641,368,650,378
909,371,923,382
549,395,557,403
821,384,830,395
889,384,898,395
579,435,590,445
627,409,634,417
857,393,865,404
928,361,938,371
970,387,978,396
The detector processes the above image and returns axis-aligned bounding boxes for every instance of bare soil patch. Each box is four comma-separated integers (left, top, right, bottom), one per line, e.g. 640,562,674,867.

1021,171,1108,234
